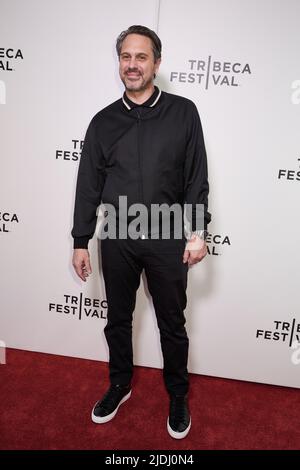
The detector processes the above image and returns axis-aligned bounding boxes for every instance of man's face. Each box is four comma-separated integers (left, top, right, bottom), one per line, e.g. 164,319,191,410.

119,33,161,92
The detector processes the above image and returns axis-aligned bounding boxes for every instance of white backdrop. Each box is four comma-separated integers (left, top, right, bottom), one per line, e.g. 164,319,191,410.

1,0,299,388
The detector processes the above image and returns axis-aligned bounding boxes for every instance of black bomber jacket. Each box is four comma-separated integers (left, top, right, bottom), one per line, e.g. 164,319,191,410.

71,85,211,249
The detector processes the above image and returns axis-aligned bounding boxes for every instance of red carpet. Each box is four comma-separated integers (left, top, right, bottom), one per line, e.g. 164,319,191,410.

0,348,299,450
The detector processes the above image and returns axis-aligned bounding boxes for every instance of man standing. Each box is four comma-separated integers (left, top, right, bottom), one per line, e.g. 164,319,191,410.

71,25,211,439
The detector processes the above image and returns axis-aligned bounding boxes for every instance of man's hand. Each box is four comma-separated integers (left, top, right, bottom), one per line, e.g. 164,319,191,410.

72,248,92,282
183,235,208,267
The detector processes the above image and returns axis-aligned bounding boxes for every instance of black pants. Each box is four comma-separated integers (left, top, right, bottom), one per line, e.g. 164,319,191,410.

101,236,189,395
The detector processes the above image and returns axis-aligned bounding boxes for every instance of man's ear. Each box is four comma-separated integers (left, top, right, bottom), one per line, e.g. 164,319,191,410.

154,58,161,76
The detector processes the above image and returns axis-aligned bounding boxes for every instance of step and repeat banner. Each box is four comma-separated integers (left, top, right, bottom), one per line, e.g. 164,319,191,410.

1,0,299,388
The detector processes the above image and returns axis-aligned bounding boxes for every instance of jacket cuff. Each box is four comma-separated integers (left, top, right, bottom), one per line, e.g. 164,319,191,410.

73,236,90,249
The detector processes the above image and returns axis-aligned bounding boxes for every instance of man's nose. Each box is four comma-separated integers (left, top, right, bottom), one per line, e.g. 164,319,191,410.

128,57,138,70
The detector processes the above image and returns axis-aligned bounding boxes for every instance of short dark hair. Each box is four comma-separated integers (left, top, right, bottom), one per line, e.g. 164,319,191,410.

116,25,162,62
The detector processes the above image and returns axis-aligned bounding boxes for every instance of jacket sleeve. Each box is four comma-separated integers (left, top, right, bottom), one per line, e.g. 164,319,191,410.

71,116,106,249
183,102,211,232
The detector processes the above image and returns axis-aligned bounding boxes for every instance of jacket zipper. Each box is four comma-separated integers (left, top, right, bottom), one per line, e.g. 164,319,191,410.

136,109,146,239
136,109,144,204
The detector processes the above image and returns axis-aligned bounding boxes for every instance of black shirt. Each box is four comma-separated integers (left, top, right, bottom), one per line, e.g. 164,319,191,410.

71,86,211,248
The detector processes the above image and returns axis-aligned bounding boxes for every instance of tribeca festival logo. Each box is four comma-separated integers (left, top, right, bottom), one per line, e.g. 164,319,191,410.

291,79,300,104
0,47,24,104
278,156,300,182
0,211,19,233
205,233,231,256
256,318,300,365
49,294,107,321
170,56,251,89
0,47,24,71
56,139,84,162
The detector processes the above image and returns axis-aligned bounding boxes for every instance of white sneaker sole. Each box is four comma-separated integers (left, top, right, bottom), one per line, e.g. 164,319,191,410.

167,416,191,439
91,390,132,424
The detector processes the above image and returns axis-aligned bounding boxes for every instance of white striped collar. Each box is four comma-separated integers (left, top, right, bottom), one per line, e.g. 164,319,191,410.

122,86,162,110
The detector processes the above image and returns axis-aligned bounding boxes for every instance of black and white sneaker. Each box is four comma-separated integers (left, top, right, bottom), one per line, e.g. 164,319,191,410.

167,394,191,439
91,384,132,424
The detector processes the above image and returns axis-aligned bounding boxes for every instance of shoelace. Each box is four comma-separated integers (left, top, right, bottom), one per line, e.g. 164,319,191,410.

170,396,187,424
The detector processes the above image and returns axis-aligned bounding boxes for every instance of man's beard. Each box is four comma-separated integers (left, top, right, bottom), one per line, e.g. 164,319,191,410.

121,73,153,92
